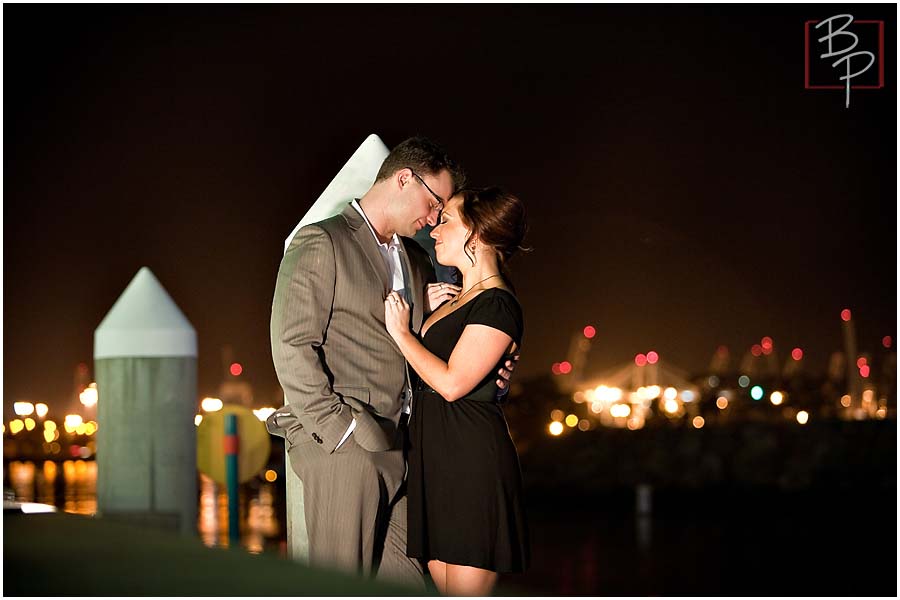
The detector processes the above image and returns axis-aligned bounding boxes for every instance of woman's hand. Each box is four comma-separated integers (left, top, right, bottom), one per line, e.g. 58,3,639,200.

425,282,461,313
384,291,412,341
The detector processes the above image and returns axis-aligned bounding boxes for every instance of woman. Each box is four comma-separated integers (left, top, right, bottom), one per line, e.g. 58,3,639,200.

384,187,529,596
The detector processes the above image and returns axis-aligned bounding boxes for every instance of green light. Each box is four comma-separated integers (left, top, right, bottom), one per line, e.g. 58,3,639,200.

750,385,764,401
738,375,750,388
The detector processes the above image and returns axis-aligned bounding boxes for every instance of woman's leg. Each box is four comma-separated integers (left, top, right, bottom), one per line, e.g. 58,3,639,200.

445,563,498,596
427,560,448,595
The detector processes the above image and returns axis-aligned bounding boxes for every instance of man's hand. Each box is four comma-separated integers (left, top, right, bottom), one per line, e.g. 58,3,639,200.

425,282,461,313
495,353,520,393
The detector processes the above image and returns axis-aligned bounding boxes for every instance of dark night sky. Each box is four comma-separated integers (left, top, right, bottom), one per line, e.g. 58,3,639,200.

3,4,896,416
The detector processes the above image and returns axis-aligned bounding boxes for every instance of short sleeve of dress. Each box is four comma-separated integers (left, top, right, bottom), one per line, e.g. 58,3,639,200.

465,289,524,346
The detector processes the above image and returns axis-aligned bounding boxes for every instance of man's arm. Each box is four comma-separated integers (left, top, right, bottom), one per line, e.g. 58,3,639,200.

271,225,354,453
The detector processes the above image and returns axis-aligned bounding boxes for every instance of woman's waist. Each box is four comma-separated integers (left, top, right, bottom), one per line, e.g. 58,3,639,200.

414,380,501,404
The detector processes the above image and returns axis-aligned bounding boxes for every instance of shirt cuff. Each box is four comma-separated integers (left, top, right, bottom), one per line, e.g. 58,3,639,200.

336,418,357,449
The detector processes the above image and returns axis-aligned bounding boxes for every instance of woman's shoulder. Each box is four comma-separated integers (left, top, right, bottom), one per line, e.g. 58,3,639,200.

471,287,521,311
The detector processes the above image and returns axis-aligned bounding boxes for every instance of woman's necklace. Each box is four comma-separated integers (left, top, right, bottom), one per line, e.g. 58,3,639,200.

450,274,501,307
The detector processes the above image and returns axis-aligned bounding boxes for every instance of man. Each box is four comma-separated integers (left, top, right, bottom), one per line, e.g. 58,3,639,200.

268,137,513,587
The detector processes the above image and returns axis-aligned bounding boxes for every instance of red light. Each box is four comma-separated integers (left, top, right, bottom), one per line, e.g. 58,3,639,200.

230,363,243,376
583,325,596,339
791,348,803,361
883,336,892,349
69,445,81,458
761,336,773,350
635,354,647,367
859,365,870,378
856,357,867,369
646,351,659,364
841,309,851,322
751,345,762,357
551,362,561,375
762,346,772,356
559,361,572,374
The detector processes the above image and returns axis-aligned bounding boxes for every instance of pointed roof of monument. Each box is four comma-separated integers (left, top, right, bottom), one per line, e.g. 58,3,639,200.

94,267,197,358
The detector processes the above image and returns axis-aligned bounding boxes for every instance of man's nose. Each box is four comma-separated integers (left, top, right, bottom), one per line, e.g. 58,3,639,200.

426,209,440,227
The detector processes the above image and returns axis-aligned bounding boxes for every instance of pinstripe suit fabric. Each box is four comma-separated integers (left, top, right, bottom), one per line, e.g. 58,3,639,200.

269,203,434,585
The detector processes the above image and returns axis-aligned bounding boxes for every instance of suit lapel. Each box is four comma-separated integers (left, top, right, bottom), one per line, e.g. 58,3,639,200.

341,204,391,295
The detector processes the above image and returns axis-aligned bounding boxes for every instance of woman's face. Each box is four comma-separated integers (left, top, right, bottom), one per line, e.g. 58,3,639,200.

430,195,471,268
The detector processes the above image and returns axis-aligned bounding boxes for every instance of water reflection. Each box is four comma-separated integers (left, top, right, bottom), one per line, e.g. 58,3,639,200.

5,461,282,555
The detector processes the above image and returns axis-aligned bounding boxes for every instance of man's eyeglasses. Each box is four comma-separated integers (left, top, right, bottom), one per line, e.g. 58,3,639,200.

409,169,445,212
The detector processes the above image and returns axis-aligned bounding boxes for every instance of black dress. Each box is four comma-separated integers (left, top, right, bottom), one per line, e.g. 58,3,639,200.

406,288,530,573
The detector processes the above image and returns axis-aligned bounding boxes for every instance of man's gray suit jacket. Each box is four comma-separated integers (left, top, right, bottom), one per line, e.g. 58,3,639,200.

268,203,436,454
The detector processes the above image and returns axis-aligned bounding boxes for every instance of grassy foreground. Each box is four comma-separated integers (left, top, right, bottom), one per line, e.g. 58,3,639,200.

3,511,427,596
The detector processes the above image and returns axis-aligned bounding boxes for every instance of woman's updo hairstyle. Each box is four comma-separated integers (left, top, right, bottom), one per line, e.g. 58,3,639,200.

456,186,530,273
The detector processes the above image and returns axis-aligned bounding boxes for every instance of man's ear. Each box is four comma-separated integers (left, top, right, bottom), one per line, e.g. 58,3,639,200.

395,167,412,191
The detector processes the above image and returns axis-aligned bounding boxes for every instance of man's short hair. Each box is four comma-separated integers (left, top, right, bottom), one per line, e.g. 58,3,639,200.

375,136,467,193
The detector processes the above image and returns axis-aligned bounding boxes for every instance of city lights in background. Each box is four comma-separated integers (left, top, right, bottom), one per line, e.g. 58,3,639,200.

859,365,870,378
646,351,659,364
751,344,762,357
583,325,596,339
841,308,851,322
201,397,223,412
716,396,728,409
883,336,892,349
194,414,203,426
548,421,564,436
750,386,764,401
856,357,867,369
692,416,705,429
559,361,572,374
738,376,750,388
796,411,809,425
230,362,243,376
35,403,49,418
791,348,803,361
770,391,784,406
634,353,647,366
79,383,98,408
13,402,35,416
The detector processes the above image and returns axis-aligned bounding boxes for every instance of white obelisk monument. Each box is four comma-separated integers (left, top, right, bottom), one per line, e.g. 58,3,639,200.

94,267,198,534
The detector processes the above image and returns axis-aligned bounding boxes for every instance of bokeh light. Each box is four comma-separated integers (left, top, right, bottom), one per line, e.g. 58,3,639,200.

738,376,750,388
230,362,243,376
751,345,762,357
882,336,892,349
634,353,647,367
716,396,728,409
565,414,578,428
549,421,564,436
791,348,803,361
583,325,596,339
796,411,809,425
859,365,870,378
770,391,784,406
692,416,705,429
646,351,659,364
750,386,764,400
559,361,572,374
841,309,851,322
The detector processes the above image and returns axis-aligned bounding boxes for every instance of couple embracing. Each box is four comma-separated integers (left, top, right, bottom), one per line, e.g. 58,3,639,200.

268,137,529,596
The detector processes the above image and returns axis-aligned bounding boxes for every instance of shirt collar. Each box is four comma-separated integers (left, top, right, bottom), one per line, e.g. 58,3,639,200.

350,199,401,249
